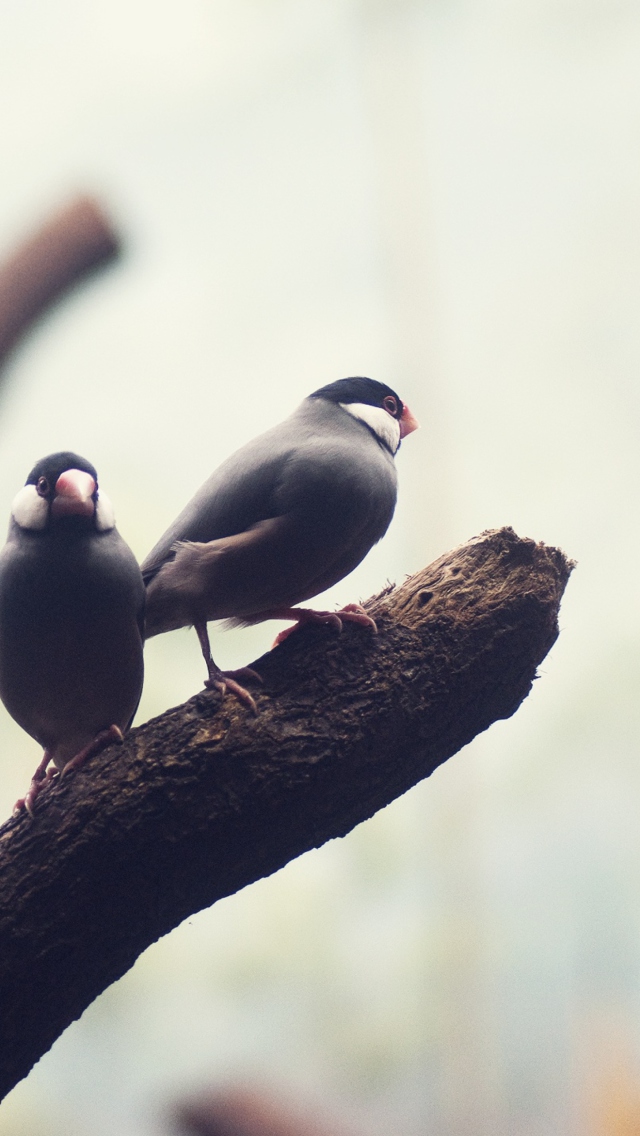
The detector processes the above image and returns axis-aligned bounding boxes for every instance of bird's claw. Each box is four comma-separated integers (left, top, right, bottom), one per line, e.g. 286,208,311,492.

271,604,376,648
13,766,58,818
271,610,342,648
338,603,378,633
205,672,258,715
13,724,126,818
60,723,124,778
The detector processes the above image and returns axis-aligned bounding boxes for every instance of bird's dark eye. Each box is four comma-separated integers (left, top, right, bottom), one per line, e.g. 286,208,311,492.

36,477,49,498
383,396,398,417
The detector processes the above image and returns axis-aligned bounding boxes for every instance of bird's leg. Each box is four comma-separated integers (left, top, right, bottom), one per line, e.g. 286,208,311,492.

266,604,377,648
60,723,124,779
13,749,57,817
194,621,260,715
13,725,125,818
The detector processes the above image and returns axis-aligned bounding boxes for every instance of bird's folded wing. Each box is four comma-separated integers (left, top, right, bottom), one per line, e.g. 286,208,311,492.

144,511,371,636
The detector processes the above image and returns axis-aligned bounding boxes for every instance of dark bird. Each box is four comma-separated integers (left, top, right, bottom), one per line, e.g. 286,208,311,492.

142,376,418,711
0,452,145,815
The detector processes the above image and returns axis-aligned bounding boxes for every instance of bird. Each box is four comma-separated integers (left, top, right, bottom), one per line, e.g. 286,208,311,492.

142,376,418,711
0,452,145,815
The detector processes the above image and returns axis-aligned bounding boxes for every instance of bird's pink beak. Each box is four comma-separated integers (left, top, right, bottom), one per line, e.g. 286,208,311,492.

399,404,419,439
51,469,96,518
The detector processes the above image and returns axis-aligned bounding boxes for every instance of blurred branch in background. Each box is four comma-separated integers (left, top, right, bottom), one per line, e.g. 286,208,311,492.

0,195,120,376
174,1084,363,1136
0,527,573,1101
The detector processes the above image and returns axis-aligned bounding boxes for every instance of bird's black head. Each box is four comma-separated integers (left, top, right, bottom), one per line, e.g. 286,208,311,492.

12,452,115,534
308,376,418,454
309,376,405,421
26,452,98,492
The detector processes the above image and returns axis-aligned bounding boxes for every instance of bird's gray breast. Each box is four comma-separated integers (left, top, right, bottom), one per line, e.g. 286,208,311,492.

275,400,398,540
0,525,144,753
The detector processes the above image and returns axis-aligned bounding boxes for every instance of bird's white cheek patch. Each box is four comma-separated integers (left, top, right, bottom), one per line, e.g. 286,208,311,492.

11,485,49,530
340,402,401,454
95,492,115,532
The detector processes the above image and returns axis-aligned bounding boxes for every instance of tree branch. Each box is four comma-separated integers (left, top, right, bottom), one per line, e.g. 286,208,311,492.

173,1085,363,1136
0,196,120,373
0,527,573,1100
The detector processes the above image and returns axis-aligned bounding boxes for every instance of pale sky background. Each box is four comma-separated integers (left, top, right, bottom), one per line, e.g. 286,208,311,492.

0,2,639,1134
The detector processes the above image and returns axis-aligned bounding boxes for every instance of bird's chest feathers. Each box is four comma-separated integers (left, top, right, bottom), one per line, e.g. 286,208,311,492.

2,533,115,628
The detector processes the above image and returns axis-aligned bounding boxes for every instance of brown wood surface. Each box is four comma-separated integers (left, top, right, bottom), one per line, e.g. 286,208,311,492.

0,526,573,1100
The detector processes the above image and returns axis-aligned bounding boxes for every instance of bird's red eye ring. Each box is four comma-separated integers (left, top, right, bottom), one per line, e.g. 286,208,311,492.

36,477,49,497
383,395,398,417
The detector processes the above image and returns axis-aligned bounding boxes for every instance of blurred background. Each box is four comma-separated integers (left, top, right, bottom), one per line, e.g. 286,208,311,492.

0,0,638,1133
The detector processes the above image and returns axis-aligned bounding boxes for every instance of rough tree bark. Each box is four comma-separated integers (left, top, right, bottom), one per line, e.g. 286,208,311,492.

0,527,573,1100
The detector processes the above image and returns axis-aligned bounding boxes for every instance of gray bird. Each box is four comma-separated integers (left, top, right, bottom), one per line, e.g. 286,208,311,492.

0,452,145,814
142,377,418,710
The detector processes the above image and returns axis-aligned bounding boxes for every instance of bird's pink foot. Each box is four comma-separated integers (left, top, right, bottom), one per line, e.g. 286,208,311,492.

269,604,377,648
12,725,123,817
338,603,378,632
195,620,261,714
204,667,261,715
269,608,343,648
13,750,57,817
60,724,124,779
